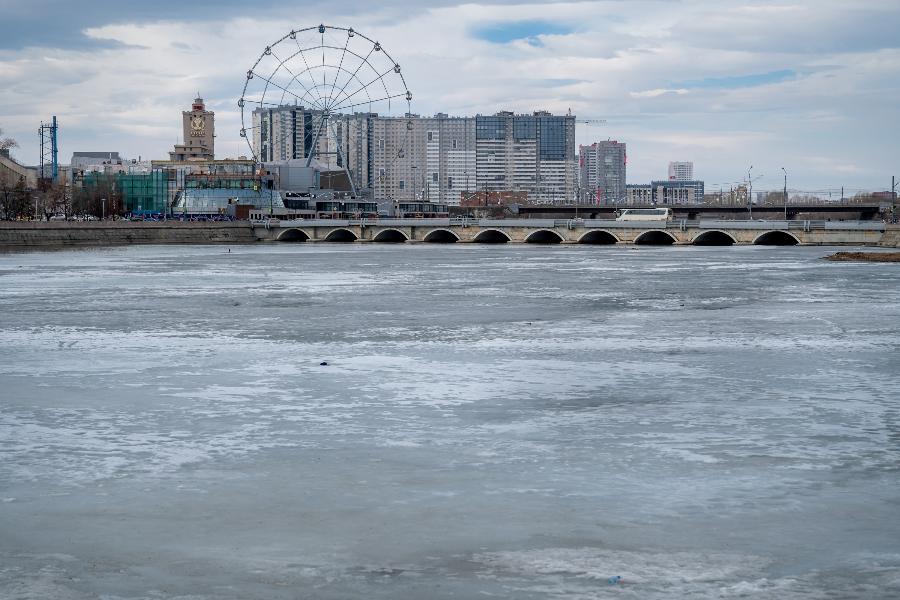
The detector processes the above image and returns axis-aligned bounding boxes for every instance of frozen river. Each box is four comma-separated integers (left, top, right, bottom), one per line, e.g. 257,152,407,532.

1,243,899,599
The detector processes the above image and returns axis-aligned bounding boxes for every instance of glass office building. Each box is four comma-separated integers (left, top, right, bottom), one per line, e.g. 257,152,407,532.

475,111,576,204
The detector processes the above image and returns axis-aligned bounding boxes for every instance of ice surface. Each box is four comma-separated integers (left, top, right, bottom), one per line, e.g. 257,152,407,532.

1,243,899,598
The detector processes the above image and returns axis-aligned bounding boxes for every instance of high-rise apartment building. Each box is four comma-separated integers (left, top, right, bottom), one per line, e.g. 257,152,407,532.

251,107,576,206
579,141,626,204
371,114,476,205
475,111,576,204
340,112,375,194
252,105,341,167
668,161,693,181
252,108,475,204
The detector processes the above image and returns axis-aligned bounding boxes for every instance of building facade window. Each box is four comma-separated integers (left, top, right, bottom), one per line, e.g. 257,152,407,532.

399,180,405,189
513,117,536,140
538,117,566,161
432,172,438,183
476,116,506,140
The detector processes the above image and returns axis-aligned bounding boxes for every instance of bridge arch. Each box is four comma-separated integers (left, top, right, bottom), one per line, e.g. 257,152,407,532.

578,230,619,244
372,228,409,243
323,228,358,242
692,230,736,246
524,229,564,244
634,230,677,245
423,229,459,243
276,228,311,242
753,230,800,246
472,229,511,244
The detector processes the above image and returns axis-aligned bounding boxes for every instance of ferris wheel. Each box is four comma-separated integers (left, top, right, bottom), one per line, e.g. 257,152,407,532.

239,24,412,192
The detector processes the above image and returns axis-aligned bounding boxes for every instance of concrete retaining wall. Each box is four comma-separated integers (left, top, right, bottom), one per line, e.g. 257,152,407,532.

878,225,900,247
0,221,259,250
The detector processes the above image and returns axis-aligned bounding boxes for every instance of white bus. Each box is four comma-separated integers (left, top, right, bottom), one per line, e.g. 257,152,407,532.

615,208,673,222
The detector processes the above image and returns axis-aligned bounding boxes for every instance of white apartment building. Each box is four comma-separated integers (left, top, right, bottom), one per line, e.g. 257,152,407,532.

370,114,475,205
668,161,694,181
251,106,576,206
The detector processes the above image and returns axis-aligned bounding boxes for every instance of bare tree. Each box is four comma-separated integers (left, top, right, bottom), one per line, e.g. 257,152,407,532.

0,127,18,151
1,178,13,220
0,176,33,220
46,183,71,217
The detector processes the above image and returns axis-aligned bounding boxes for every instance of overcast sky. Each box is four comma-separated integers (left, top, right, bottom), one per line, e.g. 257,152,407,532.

1,0,898,193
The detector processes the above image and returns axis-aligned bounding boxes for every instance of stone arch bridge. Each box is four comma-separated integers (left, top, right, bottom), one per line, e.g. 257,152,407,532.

254,218,886,246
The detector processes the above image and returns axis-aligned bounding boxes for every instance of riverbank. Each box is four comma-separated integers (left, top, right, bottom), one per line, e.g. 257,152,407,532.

825,251,900,262
0,221,258,250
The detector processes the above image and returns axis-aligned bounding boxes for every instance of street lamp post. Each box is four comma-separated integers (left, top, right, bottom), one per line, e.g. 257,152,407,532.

782,167,788,221
464,170,469,206
748,165,753,220
101,198,106,221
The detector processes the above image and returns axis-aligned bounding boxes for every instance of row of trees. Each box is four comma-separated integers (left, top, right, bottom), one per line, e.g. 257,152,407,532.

1,176,127,221
2,124,129,219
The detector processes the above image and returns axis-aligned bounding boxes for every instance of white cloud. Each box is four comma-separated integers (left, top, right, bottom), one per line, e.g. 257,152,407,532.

0,0,897,191
630,88,689,98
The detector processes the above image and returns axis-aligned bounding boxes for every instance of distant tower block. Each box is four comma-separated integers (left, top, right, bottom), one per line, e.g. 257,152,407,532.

668,161,693,181
580,140,626,204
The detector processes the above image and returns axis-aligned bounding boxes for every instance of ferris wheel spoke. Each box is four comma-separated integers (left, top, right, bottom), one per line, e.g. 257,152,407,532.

274,67,327,111
329,65,397,111
329,91,408,115
326,46,374,111
325,34,351,110
321,30,327,94
241,24,411,163
244,98,312,108
268,49,305,95
326,117,355,194
267,50,326,111
275,65,368,112
279,78,326,111
260,49,326,111
249,71,322,111
294,36,326,108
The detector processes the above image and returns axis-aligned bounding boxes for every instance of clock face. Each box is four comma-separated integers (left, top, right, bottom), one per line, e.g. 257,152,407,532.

190,115,205,136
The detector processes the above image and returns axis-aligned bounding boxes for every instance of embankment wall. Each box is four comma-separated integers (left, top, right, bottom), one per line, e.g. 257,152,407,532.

0,221,259,250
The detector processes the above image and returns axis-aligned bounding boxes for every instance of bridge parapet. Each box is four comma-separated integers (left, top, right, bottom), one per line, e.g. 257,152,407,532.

253,218,886,246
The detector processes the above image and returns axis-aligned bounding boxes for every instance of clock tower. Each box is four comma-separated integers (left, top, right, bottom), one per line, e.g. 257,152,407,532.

169,96,215,161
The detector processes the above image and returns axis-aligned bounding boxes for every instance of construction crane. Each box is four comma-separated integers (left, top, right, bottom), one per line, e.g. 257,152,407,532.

565,108,607,126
